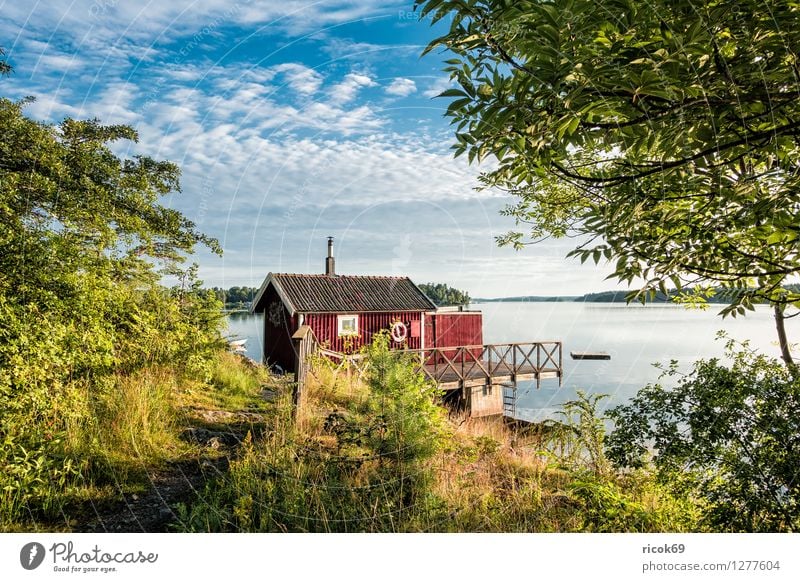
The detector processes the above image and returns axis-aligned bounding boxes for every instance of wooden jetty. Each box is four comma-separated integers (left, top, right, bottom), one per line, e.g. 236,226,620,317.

407,343,562,390
293,326,562,418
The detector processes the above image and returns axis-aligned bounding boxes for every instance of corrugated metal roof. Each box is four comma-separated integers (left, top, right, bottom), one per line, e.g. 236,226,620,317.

253,273,436,314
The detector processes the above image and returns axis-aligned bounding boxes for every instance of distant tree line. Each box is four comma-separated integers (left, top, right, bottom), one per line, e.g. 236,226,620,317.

478,285,800,304
212,286,258,308
581,284,800,304
418,283,470,306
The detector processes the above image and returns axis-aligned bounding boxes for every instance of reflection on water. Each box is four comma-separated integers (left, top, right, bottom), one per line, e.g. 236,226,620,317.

224,303,798,422
224,311,264,362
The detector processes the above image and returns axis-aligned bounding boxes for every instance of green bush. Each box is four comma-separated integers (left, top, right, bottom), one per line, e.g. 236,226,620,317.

607,339,800,531
362,331,447,464
179,332,448,532
0,96,225,528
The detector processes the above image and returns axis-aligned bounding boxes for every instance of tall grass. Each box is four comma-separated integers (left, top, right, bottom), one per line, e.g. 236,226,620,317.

178,343,700,533
94,368,182,463
0,347,274,531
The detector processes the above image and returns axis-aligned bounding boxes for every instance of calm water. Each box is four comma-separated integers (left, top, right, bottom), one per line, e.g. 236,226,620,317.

226,303,798,422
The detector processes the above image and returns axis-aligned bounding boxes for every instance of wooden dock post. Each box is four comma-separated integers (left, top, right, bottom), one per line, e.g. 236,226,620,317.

291,325,317,418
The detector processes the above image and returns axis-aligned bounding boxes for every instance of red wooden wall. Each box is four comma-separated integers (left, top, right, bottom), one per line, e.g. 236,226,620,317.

305,311,424,353
428,312,483,348
423,311,483,361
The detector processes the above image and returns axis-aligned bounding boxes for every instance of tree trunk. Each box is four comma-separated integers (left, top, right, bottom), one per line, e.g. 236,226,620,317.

774,304,795,369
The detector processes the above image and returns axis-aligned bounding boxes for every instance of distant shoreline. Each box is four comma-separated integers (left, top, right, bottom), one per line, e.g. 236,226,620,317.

473,292,654,303
474,285,800,304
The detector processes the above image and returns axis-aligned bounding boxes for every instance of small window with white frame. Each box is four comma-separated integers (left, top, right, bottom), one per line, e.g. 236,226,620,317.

337,314,358,336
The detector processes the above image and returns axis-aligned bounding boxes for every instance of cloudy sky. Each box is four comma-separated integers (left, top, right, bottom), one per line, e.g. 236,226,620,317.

0,0,615,297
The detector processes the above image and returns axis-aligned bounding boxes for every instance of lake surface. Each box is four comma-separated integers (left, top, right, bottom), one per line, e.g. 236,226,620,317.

226,303,798,422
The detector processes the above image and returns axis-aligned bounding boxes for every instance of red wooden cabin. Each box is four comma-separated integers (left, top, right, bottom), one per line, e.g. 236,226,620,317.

251,238,483,372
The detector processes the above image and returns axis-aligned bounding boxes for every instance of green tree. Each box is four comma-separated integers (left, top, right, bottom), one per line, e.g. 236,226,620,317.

418,282,471,306
0,48,11,76
606,339,800,531
0,92,223,525
364,331,447,464
416,0,800,365
0,97,219,302
211,286,258,307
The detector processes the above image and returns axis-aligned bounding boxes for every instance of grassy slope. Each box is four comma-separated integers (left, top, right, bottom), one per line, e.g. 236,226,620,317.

177,357,700,533
1,350,283,532
6,347,698,533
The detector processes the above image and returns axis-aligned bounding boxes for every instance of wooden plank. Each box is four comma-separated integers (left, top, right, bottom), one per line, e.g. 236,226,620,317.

292,325,312,340
514,373,537,381
570,351,611,360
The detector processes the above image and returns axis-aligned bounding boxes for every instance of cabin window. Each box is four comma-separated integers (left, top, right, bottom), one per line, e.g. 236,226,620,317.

337,314,359,336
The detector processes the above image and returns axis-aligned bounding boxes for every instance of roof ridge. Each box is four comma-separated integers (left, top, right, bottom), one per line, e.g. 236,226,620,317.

252,272,437,314
274,273,410,280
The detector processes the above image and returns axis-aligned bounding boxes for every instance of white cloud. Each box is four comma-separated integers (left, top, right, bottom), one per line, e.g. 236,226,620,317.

2,1,401,48
319,37,420,62
272,63,323,96
328,72,376,104
422,76,455,98
24,94,81,120
385,77,416,97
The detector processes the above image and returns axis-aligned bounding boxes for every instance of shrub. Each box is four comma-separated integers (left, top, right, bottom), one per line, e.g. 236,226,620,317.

607,339,800,531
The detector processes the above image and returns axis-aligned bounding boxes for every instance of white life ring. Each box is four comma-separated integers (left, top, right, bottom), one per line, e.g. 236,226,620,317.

391,321,407,343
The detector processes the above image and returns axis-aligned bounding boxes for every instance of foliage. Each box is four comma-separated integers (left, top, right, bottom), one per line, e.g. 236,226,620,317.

210,286,258,308
541,391,610,476
362,331,448,464
0,48,10,76
179,333,448,532
178,346,698,533
0,91,226,528
415,0,800,358
417,282,471,306
607,339,800,531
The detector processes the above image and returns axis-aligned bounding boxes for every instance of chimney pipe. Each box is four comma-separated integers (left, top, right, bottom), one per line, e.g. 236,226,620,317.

325,236,335,276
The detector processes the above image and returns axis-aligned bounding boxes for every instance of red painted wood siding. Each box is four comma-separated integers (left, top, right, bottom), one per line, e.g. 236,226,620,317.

305,311,423,352
431,312,483,348
423,312,483,362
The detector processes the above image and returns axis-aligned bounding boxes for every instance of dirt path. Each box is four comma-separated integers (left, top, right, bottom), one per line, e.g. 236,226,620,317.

77,457,230,533
77,403,273,533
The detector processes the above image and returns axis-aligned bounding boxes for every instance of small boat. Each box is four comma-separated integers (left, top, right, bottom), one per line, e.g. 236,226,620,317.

570,351,611,360
228,338,248,353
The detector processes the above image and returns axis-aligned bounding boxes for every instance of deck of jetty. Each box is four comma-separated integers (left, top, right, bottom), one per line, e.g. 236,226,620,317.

293,327,563,418
313,340,562,391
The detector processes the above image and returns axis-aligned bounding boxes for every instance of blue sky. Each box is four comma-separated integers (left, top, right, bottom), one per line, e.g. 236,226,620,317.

0,0,615,297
